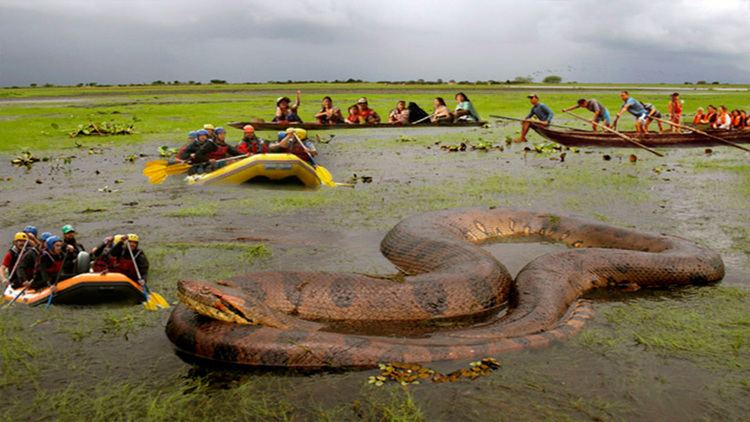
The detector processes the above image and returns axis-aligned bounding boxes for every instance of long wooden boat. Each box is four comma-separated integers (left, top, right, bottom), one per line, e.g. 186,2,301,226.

227,120,487,131
531,124,750,148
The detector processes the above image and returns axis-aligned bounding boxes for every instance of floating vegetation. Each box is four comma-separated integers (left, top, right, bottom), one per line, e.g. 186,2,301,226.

159,145,179,158
10,151,43,168
368,358,501,386
69,121,135,137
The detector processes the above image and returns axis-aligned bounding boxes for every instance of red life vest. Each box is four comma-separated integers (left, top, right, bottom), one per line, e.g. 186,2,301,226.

207,142,230,160
42,250,64,276
117,250,141,281
238,139,268,155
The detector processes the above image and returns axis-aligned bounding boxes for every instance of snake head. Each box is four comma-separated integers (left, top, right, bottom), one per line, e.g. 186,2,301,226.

177,280,254,324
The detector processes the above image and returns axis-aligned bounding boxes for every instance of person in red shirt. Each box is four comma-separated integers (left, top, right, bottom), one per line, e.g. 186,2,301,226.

356,97,381,124
345,105,361,124
667,92,683,132
237,125,268,155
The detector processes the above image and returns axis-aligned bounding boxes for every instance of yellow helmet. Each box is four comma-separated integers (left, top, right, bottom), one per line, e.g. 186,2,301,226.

113,234,125,244
14,232,28,242
293,128,307,140
127,233,140,242
203,124,215,130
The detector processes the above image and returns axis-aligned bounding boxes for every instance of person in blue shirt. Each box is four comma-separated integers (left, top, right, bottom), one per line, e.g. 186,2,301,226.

515,94,554,143
613,91,648,134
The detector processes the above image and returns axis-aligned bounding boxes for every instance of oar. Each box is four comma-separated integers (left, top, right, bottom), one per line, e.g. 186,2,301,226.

412,113,436,125
563,111,664,157
2,240,30,308
650,116,750,152
145,155,249,184
125,241,167,310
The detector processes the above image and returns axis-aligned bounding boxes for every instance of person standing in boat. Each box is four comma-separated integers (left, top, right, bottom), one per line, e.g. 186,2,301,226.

667,93,683,132
431,97,452,122
640,102,664,133
314,96,344,124
273,91,302,123
388,101,410,125
356,97,381,124
453,92,480,122
562,99,610,131
515,94,554,143
614,91,648,134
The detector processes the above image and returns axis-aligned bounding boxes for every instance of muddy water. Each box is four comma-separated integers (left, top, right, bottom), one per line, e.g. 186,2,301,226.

1,126,749,421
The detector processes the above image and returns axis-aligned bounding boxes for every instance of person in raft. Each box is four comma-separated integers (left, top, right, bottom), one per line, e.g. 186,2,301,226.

237,125,269,155
203,124,216,140
666,92,683,132
431,97,452,122
613,91,648,134
388,100,410,125
117,234,149,285
345,105,361,124
60,225,89,277
1,233,33,288
562,99,611,131
273,91,302,123
189,127,243,174
515,94,554,143
90,234,128,273
37,236,70,288
314,96,344,124
356,97,381,124
177,130,207,162
453,92,480,122
270,128,317,164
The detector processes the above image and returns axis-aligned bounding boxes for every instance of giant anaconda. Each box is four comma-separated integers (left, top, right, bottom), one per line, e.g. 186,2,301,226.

166,208,725,368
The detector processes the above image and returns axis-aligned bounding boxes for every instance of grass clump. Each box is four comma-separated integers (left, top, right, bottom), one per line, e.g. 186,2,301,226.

163,242,271,262
0,313,41,387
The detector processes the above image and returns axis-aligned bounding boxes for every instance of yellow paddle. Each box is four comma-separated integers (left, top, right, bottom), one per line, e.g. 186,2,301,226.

143,155,249,184
291,134,341,187
125,240,168,310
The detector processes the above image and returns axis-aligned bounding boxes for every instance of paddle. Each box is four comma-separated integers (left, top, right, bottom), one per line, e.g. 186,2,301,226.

44,250,71,309
650,116,750,152
144,155,249,184
291,134,340,187
412,113,436,125
563,111,664,157
2,240,31,308
125,241,168,310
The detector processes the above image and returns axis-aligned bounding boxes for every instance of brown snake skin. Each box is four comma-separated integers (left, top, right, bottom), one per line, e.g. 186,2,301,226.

166,208,725,368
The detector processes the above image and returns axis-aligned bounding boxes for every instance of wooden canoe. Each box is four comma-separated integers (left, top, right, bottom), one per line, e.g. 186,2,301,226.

531,124,750,148
227,120,487,131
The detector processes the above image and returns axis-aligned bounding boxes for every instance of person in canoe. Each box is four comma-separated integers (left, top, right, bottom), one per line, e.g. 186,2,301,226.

60,225,88,277
237,125,269,155
713,105,732,129
705,105,718,127
731,109,746,130
431,97,452,122
314,96,344,124
640,101,664,133
388,100,410,125
613,91,648,134
37,236,68,288
453,92,480,122
273,91,302,123
1,233,31,288
667,92,683,132
117,234,149,285
562,98,611,131
692,107,706,125
270,128,317,164
515,94,554,143
356,97,381,124
345,105,361,124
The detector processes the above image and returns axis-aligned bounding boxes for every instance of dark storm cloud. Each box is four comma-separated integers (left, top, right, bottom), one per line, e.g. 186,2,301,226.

0,0,748,86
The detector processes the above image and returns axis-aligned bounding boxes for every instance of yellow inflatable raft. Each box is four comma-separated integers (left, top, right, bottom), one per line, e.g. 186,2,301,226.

2,273,145,306
185,153,321,187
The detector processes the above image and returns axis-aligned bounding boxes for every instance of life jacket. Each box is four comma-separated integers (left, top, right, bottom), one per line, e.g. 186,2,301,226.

289,141,313,164
92,243,117,272
346,114,360,124
41,250,64,277
670,100,683,115
359,108,376,120
207,141,230,160
732,115,743,128
15,248,39,284
692,113,704,125
117,250,141,281
238,138,268,155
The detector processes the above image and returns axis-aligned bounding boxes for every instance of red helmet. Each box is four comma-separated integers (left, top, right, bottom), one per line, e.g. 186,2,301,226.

243,125,255,134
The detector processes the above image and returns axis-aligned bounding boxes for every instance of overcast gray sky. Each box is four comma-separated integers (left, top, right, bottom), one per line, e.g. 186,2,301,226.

1,0,748,86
